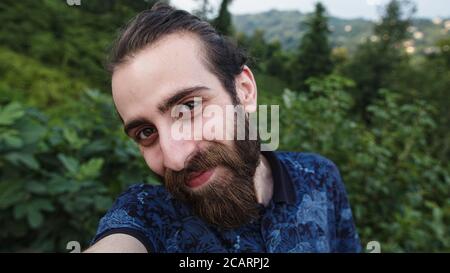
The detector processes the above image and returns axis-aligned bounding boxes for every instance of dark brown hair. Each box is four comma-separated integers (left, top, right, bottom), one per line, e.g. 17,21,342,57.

108,2,248,103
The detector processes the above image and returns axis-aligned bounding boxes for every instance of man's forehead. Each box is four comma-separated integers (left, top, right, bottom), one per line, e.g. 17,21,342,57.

112,32,206,88
111,32,214,121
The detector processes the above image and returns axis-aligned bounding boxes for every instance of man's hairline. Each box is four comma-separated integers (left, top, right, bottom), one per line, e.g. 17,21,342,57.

110,30,214,78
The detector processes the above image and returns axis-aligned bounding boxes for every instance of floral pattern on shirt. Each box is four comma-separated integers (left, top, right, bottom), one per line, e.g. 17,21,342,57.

92,152,361,253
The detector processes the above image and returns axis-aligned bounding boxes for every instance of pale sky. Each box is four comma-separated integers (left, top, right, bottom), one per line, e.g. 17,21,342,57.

170,0,450,19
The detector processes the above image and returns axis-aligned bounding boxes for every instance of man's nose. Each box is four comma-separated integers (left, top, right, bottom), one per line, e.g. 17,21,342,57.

159,129,196,172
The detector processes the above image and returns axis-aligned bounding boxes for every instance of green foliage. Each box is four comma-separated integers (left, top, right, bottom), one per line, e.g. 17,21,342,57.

292,3,333,91
0,90,158,252
374,0,416,46
418,38,450,162
0,47,87,108
0,0,160,89
342,0,416,122
212,0,234,36
277,75,450,252
237,31,292,82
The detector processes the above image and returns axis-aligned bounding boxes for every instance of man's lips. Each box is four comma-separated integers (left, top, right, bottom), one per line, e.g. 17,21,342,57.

186,169,214,188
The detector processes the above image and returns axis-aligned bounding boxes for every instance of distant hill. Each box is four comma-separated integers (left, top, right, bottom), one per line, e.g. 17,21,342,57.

233,9,449,52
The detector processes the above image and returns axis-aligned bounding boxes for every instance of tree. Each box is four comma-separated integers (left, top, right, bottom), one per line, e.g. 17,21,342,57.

373,0,415,48
292,2,333,91
236,29,291,81
193,0,214,21
413,38,450,161
212,0,234,36
343,0,416,123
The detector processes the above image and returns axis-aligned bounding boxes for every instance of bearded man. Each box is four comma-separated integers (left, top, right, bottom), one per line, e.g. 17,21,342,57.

86,3,361,253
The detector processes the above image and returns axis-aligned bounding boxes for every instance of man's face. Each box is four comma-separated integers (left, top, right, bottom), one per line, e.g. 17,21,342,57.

112,32,261,228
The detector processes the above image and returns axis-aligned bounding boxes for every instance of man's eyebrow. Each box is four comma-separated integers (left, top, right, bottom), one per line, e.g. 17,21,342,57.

157,85,210,114
122,86,209,136
123,118,151,136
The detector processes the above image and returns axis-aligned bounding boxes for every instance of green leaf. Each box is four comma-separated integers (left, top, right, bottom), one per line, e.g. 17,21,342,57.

57,154,79,174
0,102,25,125
0,181,26,209
32,199,54,212
26,181,47,194
19,154,40,170
77,158,104,180
4,152,39,170
47,176,79,194
13,203,28,220
63,128,87,149
27,209,43,229
2,133,23,148
17,118,47,145
94,196,112,211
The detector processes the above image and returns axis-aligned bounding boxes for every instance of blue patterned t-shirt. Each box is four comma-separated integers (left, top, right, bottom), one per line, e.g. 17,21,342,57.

91,151,361,253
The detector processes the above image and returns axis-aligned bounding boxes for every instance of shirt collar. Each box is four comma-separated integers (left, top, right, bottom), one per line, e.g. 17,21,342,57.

261,151,297,205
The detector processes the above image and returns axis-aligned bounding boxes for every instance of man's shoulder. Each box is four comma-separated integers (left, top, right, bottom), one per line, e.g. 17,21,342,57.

113,183,175,211
92,183,174,251
274,151,340,177
101,183,181,224
119,183,168,199
94,184,178,238
272,151,361,252
274,151,344,194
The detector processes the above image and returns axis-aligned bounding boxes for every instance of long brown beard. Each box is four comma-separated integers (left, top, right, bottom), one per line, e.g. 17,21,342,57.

164,136,261,229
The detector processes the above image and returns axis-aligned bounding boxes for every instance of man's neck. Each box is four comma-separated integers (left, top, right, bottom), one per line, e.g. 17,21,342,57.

253,153,274,207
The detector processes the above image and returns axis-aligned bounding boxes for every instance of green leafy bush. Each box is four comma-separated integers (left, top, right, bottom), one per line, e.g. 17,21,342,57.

0,47,87,108
278,75,450,252
0,90,157,252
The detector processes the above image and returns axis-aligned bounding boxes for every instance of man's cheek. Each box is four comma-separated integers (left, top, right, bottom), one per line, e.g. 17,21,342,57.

141,149,164,177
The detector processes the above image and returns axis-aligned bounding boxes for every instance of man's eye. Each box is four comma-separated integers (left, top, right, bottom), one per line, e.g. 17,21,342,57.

137,127,156,141
175,99,202,119
180,100,201,112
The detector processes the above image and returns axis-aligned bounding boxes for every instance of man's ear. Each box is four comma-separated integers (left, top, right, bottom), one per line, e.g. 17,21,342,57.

235,65,257,113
